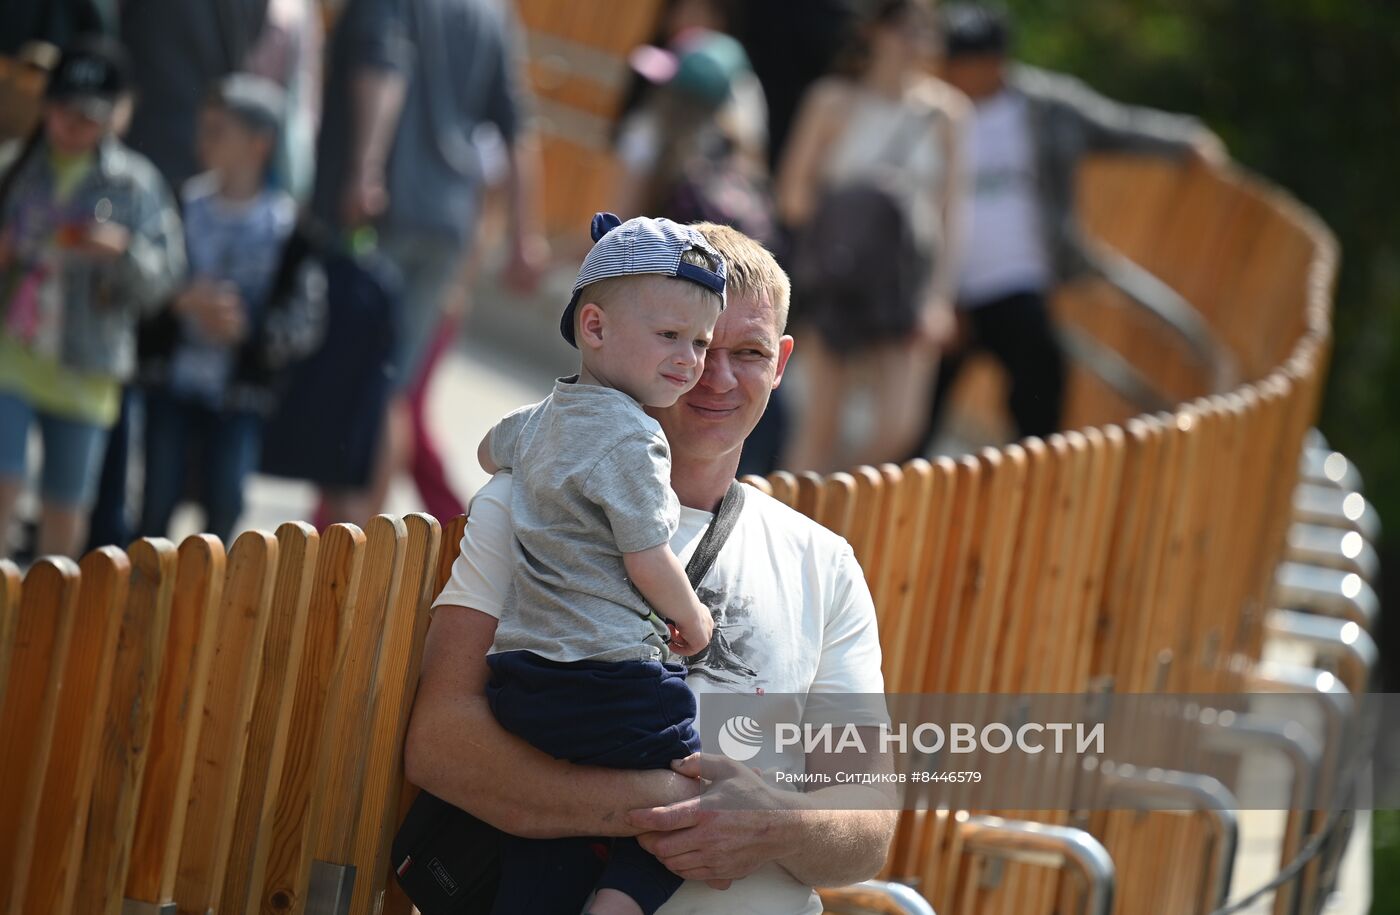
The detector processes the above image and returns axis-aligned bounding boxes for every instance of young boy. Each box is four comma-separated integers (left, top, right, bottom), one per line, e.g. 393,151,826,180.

137,73,323,543
475,212,725,915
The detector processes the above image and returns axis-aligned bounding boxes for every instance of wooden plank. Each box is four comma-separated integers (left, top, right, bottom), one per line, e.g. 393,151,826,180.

221,522,321,915
847,466,888,581
73,538,179,915
961,446,1026,694
300,516,407,886
864,464,904,623
0,559,21,712
258,523,367,915
923,457,980,695
900,458,955,695
17,548,130,914
815,471,857,540
768,470,798,507
992,438,1054,693
873,461,933,693
0,557,81,895
435,514,469,598
738,473,772,496
174,530,280,915
349,514,442,915
1090,420,1156,685
794,470,825,522
124,535,226,906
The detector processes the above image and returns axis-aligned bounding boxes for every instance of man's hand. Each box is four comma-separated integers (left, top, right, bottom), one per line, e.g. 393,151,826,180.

501,232,550,294
76,222,131,261
1189,131,1229,168
914,296,957,348
342,162,389,227
628,753,792,887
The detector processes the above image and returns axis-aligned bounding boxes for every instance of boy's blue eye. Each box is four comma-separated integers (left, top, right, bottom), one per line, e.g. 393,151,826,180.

660,331,679,339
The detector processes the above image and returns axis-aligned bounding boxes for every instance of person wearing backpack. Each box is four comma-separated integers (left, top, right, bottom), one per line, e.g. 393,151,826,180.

775,0,968,473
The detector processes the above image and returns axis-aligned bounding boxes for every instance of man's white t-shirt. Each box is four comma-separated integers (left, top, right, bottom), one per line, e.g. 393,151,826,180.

958,89,1054,307
435,473,886,915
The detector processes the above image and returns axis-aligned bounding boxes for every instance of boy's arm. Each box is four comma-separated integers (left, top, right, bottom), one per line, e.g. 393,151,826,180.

478,428,500,475
622,545,713,655
481,405,533,475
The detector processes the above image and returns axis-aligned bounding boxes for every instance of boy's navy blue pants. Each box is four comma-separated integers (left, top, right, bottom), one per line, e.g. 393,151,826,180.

486,651,702,915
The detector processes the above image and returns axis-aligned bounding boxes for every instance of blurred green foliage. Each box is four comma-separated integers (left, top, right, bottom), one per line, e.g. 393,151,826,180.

995,3,1400,908
998,2,1400,517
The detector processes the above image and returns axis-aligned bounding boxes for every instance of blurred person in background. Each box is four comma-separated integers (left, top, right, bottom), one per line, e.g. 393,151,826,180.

776,0,968,473
243,0,324,204
311,0,547,528
616,0,791,477
135,75,325,544
907,2,1226,454
0,0,110,57
120,0,269,192
84,0,273,551
613,0,770,230
0,36,184,560
736,0,860,176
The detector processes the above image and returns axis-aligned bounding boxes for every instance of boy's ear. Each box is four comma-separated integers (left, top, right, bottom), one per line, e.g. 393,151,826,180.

577,301,605,348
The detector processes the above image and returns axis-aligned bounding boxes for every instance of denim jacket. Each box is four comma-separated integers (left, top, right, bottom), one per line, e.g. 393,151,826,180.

1012,65,1206,284
0,134,186,379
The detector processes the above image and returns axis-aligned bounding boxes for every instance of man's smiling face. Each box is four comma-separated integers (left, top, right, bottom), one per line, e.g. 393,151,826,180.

649,289,794,466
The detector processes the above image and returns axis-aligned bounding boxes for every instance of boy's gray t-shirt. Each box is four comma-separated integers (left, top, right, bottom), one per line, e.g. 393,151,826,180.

488,378,677,664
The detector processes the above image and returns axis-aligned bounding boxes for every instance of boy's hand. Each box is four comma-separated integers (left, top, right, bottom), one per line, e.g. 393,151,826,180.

176,280,248,344
667,609,714,657
200,283,248,343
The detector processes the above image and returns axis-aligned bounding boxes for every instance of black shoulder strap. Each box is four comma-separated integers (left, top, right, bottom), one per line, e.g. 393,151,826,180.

683,481,746,589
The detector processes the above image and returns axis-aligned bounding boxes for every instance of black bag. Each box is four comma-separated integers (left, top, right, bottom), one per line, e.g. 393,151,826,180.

788,176,931,355
392,481,748,914
787,107,939,355
257,243,401,487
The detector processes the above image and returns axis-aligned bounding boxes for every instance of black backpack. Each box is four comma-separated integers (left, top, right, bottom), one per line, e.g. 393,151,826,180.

787,174,931,354
258,240,401,488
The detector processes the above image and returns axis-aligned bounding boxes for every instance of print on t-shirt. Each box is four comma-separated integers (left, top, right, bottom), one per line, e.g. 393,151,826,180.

686,584,760,689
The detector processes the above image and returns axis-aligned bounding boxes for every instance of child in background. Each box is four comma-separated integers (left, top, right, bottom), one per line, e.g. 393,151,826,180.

137,74,325,543
0,36,184,560
476,213,724,915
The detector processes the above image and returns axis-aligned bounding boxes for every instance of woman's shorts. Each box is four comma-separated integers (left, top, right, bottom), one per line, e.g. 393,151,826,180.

0,390,110,508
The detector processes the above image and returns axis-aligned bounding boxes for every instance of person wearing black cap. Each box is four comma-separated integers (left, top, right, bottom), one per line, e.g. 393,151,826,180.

0,35,185,560
134,74,327,544
910,2,1227,452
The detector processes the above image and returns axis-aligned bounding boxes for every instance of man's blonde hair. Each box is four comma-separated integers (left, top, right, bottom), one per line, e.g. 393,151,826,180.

690,222,791,333
576,247,723,316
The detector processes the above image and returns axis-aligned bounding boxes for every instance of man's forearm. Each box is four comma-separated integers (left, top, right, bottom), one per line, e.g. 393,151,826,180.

778,794,898,887
350,68,408,178
402,605,699,838
504,132,543,248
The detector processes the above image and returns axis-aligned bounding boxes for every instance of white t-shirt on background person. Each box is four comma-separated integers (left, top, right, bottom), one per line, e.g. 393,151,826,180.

957,89,1053,307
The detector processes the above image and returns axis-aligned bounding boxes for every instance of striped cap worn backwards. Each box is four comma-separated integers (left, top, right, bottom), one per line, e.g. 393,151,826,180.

560,212,727,347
